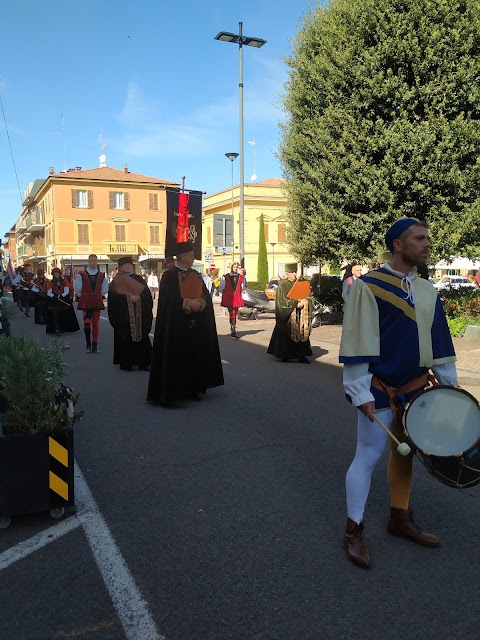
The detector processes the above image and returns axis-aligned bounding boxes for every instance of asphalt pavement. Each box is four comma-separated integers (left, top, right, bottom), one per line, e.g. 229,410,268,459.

1,297,480,640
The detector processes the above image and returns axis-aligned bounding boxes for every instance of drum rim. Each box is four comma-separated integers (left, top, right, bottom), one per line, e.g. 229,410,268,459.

403,384,480,457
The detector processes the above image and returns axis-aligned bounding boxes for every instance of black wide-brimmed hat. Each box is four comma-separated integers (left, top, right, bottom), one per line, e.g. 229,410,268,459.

118,256,134,267
175,241,195,255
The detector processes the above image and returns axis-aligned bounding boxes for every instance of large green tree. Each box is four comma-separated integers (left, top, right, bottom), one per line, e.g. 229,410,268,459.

280,0,480,264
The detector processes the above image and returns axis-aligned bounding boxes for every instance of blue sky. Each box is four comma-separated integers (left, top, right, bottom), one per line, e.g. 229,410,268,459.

0,0,315,234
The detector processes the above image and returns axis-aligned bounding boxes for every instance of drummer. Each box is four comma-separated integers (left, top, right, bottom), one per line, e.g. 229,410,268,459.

339,218,458,568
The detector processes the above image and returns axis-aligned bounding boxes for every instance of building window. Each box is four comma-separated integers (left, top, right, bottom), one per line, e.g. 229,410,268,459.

72,189,93,208
109,191,130,210
264,223,269,243
150,225,160,245
115,225,126,241
78,224,89,244
278,223,286,243
149,193,159,211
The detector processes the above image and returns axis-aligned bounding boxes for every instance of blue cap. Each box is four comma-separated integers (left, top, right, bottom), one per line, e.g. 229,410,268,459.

385,218,420,253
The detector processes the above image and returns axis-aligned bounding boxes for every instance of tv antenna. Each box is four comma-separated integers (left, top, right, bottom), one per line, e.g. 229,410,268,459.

99,131,107,167
248,138,257,182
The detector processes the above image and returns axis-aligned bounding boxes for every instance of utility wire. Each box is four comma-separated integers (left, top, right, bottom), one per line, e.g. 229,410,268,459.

0,90,23,206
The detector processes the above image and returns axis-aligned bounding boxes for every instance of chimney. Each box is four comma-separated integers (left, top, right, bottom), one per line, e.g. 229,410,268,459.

76,166,82,171
124,164,129,174
49,167,55,176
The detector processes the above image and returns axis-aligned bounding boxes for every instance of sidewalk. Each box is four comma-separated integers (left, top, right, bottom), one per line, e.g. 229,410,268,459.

212,293,480,383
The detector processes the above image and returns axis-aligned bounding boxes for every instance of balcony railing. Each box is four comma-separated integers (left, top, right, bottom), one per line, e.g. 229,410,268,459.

107,243,139,255
17,245,27,259
16,218,27,233
26,210,45,232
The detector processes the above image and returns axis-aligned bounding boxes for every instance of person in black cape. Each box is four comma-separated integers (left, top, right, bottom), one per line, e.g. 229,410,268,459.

147,241,224,405
107,256,153,371
46,267,80,335
267,263,314,363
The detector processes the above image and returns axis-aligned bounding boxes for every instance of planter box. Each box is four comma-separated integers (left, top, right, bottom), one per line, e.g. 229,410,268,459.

0,429,74,522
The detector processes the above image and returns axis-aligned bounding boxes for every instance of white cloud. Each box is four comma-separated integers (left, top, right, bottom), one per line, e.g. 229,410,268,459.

113,56,288,161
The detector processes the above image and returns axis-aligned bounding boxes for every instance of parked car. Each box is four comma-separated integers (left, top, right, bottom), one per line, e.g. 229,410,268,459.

265,279,279,300
433,276,477,291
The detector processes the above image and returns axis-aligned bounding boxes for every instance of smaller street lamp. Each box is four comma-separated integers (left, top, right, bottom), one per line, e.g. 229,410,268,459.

225,152,239,264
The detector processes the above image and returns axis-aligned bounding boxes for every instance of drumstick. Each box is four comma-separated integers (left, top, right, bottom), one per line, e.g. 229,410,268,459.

372,414,412,456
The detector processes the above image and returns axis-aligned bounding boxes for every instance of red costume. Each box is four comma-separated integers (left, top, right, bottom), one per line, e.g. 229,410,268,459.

77,270,105,352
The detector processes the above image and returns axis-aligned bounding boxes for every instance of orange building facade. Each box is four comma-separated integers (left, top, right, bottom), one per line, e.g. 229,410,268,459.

13,165,179,277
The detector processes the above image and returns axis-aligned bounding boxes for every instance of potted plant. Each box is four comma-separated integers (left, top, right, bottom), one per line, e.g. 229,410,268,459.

0,336,82,528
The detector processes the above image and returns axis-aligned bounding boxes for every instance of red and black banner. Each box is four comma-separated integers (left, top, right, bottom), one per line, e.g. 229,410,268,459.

165,188,203,260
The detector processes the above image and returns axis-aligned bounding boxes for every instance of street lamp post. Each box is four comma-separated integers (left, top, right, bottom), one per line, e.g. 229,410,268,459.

215,23,266,270
225,152,238,264
270,242,277,280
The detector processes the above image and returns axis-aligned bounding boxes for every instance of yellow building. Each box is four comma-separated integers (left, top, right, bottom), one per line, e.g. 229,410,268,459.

13,165,178,276
202,178,297,281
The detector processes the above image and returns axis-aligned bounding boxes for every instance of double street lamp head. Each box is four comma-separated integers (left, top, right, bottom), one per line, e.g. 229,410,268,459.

214,31,267,48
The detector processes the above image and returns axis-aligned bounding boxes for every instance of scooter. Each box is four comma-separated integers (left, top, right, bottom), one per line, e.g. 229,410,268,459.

237,288,276,320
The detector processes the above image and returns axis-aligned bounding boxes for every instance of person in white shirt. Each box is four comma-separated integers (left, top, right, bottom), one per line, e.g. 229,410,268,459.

147,270,159,300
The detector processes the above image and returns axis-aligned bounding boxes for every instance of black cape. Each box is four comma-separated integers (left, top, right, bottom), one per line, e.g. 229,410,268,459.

46,291,80,334
267,279,313,360
107,274,153,368
147,266,224,403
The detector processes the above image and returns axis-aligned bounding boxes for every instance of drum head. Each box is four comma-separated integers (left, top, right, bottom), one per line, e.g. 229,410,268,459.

403,386,480,456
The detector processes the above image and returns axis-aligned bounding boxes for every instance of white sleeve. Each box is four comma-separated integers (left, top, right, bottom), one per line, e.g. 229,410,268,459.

432,361,458,386
101,276,109,295
31,286,39,293
74,273,82,294
62,286,70,296
47,289,54,297
219,277,226,293
343,362,375,406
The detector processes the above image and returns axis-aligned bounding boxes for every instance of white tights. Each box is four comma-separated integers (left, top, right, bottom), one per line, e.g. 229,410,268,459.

345,409,393,525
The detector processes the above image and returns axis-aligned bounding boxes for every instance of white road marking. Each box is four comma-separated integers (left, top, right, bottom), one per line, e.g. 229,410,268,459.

0,517,81,571
75,463,164,640
0,463,163,640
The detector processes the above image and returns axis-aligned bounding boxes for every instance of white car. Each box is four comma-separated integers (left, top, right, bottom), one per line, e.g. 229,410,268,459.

433,276,476,291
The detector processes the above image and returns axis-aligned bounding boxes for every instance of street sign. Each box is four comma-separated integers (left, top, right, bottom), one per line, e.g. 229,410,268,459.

220,247,227,254
210,263,216,269
205,249,214,261
205,258,213,263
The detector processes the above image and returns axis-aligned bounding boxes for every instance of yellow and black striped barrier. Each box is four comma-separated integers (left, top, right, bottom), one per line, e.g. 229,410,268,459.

48,432,74,505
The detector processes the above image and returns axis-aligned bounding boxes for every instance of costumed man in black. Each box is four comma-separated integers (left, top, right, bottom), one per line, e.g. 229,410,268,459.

107,256,153,371
147,241,224,405
46,267,80,336
17,264,34,317
31,268,48,325
267,263,314,364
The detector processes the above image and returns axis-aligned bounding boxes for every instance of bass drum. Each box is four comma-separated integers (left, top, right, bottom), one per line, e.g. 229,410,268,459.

403,385,480,489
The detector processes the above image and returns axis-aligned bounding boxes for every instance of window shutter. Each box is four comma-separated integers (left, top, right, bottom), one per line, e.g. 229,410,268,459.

124,192,130,210
278,224,285,243
148,193,155,210
87,190,93,209
109,192,114,209
264,224,269,243
207,228,212,244
71,189,77,208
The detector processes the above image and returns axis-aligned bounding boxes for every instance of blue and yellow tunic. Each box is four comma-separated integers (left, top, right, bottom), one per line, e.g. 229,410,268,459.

339,267,456,409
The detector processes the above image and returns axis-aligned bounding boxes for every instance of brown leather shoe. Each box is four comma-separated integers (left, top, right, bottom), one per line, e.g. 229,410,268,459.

387,507,440,547
345,518,371,567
